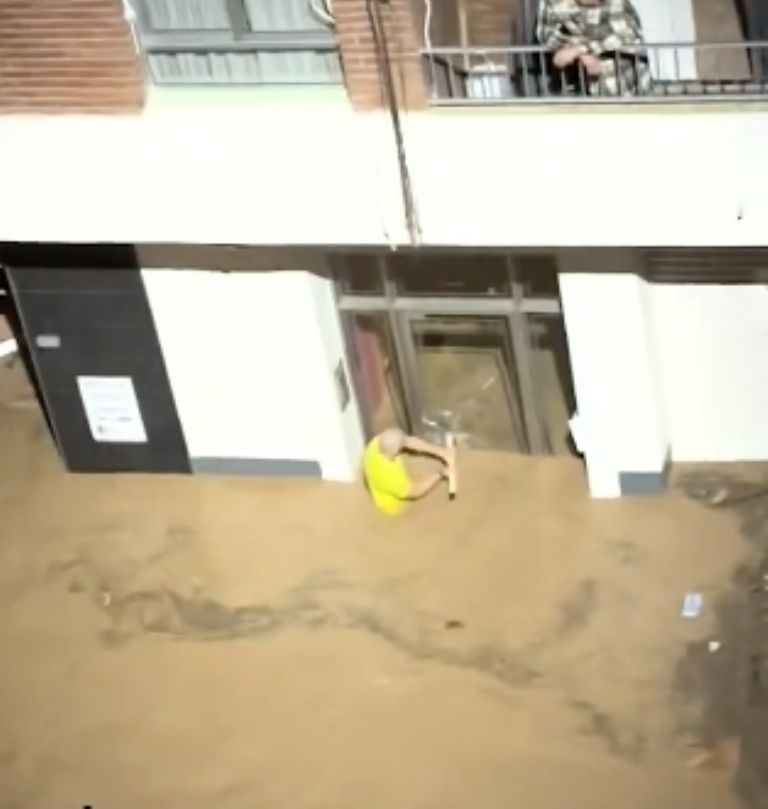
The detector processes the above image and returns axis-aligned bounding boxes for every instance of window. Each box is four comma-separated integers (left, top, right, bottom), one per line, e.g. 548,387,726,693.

134,0,341,85
390,255,510,297
513,255,560,298
331,254,384,295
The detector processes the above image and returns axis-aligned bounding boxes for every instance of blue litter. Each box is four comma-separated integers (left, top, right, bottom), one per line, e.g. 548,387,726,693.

682,592,703,618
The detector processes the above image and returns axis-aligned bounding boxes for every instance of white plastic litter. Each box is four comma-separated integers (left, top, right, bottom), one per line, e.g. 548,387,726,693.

0,338,18,363
682,592,703,618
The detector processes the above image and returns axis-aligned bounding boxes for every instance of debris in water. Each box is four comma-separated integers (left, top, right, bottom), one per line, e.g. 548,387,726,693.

707,640,721,653
685,738,740,772
682,593,703,618
709,488,730,506
445,620,465,631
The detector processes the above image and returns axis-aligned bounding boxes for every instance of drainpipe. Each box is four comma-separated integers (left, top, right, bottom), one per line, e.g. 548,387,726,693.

366,0,422,246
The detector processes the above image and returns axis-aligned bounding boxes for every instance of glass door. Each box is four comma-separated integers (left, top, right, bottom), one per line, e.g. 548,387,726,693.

345,312,408,438
405,315,528,451
527,314,577,455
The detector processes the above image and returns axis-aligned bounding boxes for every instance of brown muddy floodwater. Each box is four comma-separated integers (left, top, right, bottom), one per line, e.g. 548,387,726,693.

0,361,764,808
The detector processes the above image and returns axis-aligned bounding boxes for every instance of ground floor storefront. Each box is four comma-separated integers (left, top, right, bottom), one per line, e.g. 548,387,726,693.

3,245,768,806
2,244,768,499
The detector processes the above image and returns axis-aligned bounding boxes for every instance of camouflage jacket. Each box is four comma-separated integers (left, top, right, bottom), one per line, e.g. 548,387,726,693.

536,0,645,55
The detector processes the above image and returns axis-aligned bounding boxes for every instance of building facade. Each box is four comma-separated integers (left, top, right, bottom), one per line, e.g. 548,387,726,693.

1,0,768,496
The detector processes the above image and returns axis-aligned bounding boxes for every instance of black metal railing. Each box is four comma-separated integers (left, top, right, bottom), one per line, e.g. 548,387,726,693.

423,41,768,104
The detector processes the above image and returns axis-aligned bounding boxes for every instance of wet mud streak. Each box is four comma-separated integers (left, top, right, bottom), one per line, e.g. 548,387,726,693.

347,608,543,688
677,469,768,809
52,558,644,762
554,579,598,638
608,539,644,567
96,585,545,688
568,699,646,762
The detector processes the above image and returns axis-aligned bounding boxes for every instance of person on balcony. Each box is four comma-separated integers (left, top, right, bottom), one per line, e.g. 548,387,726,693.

537,0,650,96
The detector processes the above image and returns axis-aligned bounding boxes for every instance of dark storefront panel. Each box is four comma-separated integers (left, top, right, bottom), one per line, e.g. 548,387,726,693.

3,244,190,474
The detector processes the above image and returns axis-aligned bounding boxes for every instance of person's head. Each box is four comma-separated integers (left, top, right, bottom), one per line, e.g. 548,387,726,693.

378,427,406,459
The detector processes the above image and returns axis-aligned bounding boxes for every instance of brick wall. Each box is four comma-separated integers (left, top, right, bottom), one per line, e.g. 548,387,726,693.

334,0,530,109
467,0,526,46
410,0,459,47
0,0,144,113
335,0,427,110
416,0,528,48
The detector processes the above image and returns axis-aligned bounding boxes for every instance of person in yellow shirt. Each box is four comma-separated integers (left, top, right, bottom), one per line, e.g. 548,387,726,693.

363,427,454,516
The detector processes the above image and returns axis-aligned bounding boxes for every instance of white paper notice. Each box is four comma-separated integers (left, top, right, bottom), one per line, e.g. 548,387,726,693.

77,376,148,444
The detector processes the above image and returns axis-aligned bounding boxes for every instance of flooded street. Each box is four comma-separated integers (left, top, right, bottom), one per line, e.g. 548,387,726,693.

0,362,763,808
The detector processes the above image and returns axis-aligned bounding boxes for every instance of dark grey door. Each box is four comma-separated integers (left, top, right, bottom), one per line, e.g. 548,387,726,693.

3,244,190,474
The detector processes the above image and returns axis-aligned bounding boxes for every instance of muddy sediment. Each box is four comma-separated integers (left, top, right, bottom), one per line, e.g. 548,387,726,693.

678,469,768,808
0,361,756,808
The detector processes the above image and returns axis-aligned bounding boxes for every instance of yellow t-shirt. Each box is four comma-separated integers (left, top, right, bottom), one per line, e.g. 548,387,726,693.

363,437,411,516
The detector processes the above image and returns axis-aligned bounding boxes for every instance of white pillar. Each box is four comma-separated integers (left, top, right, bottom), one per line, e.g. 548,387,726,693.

558,252,668,498
143,265,365,483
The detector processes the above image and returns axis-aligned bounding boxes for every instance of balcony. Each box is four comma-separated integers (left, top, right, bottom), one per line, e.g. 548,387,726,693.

423,41,768,104
418,0,768,105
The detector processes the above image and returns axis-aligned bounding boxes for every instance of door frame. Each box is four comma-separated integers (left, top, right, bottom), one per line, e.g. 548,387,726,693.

336,254,563,455
397,310,533,452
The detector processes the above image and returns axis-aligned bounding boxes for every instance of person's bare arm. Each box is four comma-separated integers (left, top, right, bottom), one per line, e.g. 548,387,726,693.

403,435,451,465
405,469,446,500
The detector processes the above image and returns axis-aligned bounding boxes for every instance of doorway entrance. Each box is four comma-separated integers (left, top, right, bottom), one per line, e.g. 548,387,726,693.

335,253,576,455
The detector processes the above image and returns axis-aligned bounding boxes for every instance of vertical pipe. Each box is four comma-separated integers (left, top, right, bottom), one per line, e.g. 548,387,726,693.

226,0,250,36
458,0,470,73
447,55,459,98
674,45,681,85
340,310,374,440
521,48,531,97
366,0,421,245
508,257,545,454
391,310,422,438
382,256,419,437
540,49,550,96
633,51,641,95
428,51,438,99
522,0,531,45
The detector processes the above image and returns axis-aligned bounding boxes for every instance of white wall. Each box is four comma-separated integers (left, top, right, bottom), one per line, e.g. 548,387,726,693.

306,273,367,481
405,110,768,248
1,93,768,250
559,256,668,497
652,282,768,462
0,89,408,247
557,266,768,488
142,266,364,482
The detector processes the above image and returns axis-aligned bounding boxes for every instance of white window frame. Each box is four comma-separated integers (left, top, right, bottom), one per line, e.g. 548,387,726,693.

134,0,340,85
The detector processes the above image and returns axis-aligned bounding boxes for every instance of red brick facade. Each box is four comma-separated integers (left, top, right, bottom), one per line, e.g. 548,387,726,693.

335,0,427,110
467,0,524,46
0,0,144,114
0,0,519,114
334,0,522,109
